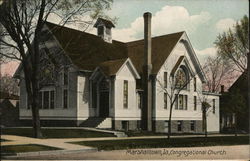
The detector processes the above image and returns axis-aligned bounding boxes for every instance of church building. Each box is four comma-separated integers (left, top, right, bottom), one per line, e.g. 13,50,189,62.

15,12,220,133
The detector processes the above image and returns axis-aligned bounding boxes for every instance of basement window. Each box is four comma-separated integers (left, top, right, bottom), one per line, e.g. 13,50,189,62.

177,121,182,132
122,121,129,131
190,120,195,131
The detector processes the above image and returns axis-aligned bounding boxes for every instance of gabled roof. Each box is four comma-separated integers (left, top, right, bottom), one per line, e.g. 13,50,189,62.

99,58,128,76
91,58,140,79
229,71,247,92
94,18,115,28
45,22,184,75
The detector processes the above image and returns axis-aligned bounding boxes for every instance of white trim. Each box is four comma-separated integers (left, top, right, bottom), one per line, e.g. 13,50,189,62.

20,116,88,120
180,33,206,83
116,58,140,79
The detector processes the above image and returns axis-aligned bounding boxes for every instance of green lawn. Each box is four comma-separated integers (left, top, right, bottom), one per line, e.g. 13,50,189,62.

1,128,115,138
71,136,249,150
126,131,204,137
1,144,61,155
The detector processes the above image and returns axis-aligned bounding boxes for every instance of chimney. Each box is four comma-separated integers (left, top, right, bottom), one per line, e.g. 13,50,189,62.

144,12,152,67
142,12,153,131
221,85,224,93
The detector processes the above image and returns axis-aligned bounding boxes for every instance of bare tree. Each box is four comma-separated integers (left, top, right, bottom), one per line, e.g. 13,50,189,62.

196,89,213,138
0,0,112,138
157,66,203,139
203,56,233,92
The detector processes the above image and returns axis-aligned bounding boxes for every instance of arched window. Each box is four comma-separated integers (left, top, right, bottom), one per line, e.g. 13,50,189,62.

175,67,188,89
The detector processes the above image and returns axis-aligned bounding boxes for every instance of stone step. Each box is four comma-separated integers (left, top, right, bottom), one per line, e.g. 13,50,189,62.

114,132,128,137
97,118,112,129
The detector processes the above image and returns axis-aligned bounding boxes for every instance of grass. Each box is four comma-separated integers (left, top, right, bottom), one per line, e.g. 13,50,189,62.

70,136,249,150
1,128,115,138
126,131,204,137
1,144,61,155
0,139,8,142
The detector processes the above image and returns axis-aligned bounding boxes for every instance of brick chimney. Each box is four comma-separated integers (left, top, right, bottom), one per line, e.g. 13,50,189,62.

142,12,153,131
221,85,225,93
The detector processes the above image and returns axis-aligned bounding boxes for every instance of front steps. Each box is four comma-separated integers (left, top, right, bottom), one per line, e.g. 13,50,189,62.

79,117,112,129
79,117,106,127
97,118,112,129
79,117,127,137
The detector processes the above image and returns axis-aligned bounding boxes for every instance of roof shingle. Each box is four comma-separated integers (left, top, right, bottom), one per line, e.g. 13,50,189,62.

45,22,183,75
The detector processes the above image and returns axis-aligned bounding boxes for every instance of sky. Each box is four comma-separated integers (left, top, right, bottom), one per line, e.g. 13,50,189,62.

0,0,249,76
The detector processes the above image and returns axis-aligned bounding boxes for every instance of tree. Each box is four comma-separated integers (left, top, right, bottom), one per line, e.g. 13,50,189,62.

203,55,235,92
221,89,246,136
0,73,19,95
157,66,203,139
215,15,249,73
196,91,212,138
0,0,112,138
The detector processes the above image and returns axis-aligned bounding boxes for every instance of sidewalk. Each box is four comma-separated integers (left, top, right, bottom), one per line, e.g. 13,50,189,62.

1,133,248,158
1,135,94,150
2,133,248,147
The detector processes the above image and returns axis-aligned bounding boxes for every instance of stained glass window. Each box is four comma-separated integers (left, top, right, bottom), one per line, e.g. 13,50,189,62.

175,68,187,89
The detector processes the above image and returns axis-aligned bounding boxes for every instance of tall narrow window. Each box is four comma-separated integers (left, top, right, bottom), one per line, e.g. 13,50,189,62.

137,92,142,109
50,91,55,109
63,89,68,109
175,94,178,109
179,95,183,110
194,77,197,92
213,99,215,113
92,83,97,108
184,95,188,110
38,92,42,109
43,91,49,109
164,93,167,109
194,96,197,111
63,69,68,85
123,80,128,108
164,72,168,88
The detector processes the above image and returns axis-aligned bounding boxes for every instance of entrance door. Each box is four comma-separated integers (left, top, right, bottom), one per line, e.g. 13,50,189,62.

99,91,109,117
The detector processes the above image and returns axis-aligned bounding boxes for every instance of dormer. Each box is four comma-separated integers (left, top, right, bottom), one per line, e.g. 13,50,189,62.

94,18,115,43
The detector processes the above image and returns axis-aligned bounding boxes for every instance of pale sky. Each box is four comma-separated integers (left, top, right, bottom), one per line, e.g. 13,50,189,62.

1,0,249,76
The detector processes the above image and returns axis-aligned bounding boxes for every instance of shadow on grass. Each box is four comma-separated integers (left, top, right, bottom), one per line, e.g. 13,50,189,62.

70,136,249,150
1,128,115,138
1,144,61,156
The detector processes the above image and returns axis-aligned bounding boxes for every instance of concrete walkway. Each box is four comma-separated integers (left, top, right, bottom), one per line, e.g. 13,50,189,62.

1,135,94,150
2,133,248,149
